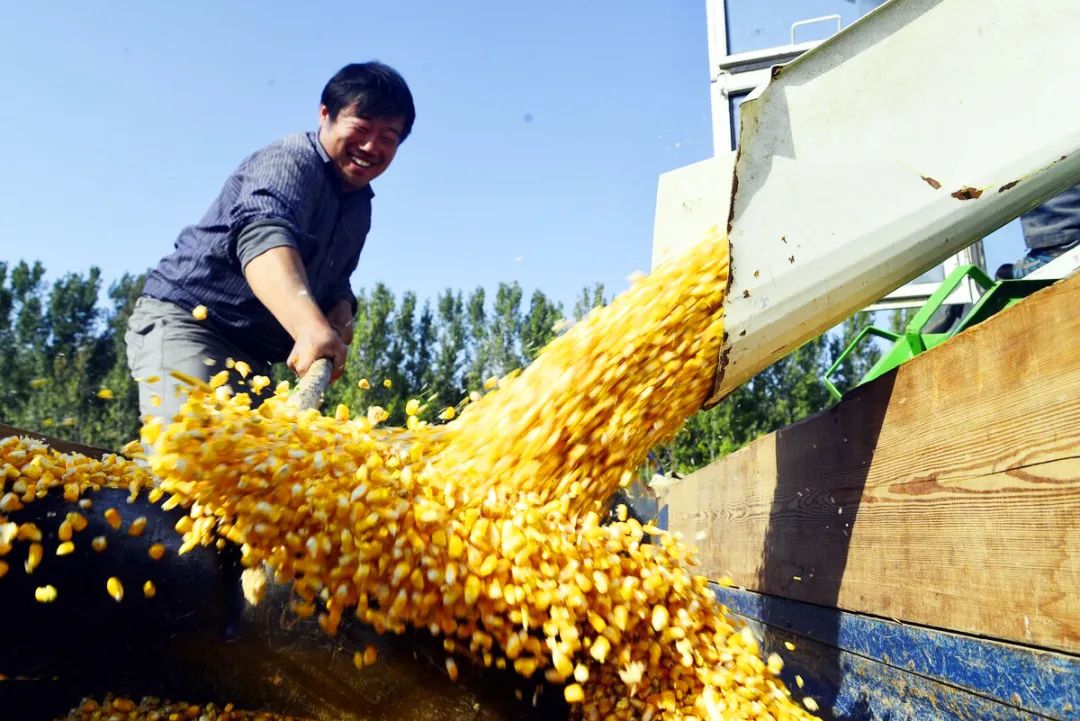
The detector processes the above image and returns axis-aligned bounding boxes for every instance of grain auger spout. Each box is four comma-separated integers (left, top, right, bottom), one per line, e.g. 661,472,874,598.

651,0,1080,406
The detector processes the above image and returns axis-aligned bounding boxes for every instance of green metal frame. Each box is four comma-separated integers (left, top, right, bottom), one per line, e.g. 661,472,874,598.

823,265,1053,401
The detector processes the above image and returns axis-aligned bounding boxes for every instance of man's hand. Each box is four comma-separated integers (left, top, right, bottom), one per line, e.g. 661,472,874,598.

243,246,350,381
288,322,347,380
326,298,356,346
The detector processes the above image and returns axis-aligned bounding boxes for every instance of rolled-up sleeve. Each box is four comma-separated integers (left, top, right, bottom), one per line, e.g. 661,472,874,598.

236,222,300,270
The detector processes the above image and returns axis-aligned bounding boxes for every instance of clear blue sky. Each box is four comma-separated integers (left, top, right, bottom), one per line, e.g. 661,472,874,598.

0,1,1023,314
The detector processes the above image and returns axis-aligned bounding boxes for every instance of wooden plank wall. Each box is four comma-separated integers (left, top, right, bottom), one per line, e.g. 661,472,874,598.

662,274,1080,655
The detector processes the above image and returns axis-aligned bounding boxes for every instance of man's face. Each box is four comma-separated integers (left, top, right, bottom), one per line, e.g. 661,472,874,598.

318,104,404,191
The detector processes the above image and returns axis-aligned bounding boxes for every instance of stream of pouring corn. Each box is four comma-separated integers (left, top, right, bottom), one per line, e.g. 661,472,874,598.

2,228,821,720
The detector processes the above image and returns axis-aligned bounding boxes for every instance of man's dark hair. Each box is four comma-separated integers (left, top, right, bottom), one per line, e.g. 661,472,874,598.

321,62,416,141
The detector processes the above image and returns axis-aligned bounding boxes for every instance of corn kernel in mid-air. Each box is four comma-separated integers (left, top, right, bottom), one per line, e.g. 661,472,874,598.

142,580,156,599
35,585,58,603
234,360,251,379
382,378,392,388
25,543,42,573
438,406,456,421
91,536,107,553
405,398,421,416
445,657,458,681
362,644,377,667
96,388,114,400
357,378,370,390
564,684,585,704
148,544,166,560
191,305,208,321
128,517,148,537
104,508,122,530
56,541,75,556
106,576,124,602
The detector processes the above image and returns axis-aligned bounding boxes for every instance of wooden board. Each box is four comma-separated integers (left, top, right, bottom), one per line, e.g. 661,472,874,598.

663,274,1080,654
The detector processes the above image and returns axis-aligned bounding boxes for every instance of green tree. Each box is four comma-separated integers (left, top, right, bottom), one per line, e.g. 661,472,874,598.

430,289,468,408
464,287,488,391
487,282,523,377
520,289,563,362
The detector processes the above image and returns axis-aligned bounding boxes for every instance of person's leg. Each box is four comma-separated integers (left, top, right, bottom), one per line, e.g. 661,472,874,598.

125,296,270,426
999,184,1080,279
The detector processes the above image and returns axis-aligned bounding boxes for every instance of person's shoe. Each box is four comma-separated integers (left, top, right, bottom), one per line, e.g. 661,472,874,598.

996,238,1080,280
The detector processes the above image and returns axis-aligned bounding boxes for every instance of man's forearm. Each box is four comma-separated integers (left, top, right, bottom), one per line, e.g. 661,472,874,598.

243,246,333,340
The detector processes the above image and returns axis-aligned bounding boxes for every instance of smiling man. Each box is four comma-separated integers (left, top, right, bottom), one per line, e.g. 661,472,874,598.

127,62,415,421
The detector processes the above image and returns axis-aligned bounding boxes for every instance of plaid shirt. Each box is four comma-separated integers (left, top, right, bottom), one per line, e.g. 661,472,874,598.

142,131,372,362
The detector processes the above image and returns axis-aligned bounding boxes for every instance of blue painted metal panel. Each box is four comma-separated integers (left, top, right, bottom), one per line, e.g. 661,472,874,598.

713,585,1079,720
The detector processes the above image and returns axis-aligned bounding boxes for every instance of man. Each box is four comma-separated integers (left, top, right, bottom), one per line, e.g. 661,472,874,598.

126,62,415,421
997,184,1080,280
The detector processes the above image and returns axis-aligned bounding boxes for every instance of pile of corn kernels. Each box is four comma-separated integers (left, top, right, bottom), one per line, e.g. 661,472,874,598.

2,229,821,720
58,695,311,720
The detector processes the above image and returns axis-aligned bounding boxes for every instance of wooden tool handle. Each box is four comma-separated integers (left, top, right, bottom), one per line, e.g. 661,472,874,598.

290,358,333,411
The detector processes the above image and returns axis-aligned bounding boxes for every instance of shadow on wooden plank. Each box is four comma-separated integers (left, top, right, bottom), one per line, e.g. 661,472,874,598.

758,372,897,719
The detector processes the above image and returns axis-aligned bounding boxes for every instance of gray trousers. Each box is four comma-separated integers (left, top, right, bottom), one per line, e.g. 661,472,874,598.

125,296,271,425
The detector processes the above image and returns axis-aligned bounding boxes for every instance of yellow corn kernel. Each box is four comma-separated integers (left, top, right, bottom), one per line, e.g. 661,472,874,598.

564,683,585,704
767,652,784,675
382,378,392,388
35,584,58,603
250,375,271,394
234,360,251,379
106,576,124,602
445,657,458,682
363,644,378,667
56,541,75,556
405,398,421,416
590,635,611,663
128,516,148,537
483,376,498,390
142,580,157,598
67,512,88,533
29,378,48,389
148,544,166,560
208,370,230,389
803,697,819,712
104,508,122,531
651,604,670,632
91,536,107,553
25,543,42,573
191,304,208,321
796,674,805,689
438,406,456,421
96,388,113,400
0,560,7,578
357,378,370,390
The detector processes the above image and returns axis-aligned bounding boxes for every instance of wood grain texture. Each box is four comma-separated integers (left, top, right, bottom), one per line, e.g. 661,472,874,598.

663,274,1080,654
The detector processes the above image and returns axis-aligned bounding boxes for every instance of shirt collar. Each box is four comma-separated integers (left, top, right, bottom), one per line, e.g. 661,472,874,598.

310,130,375,200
